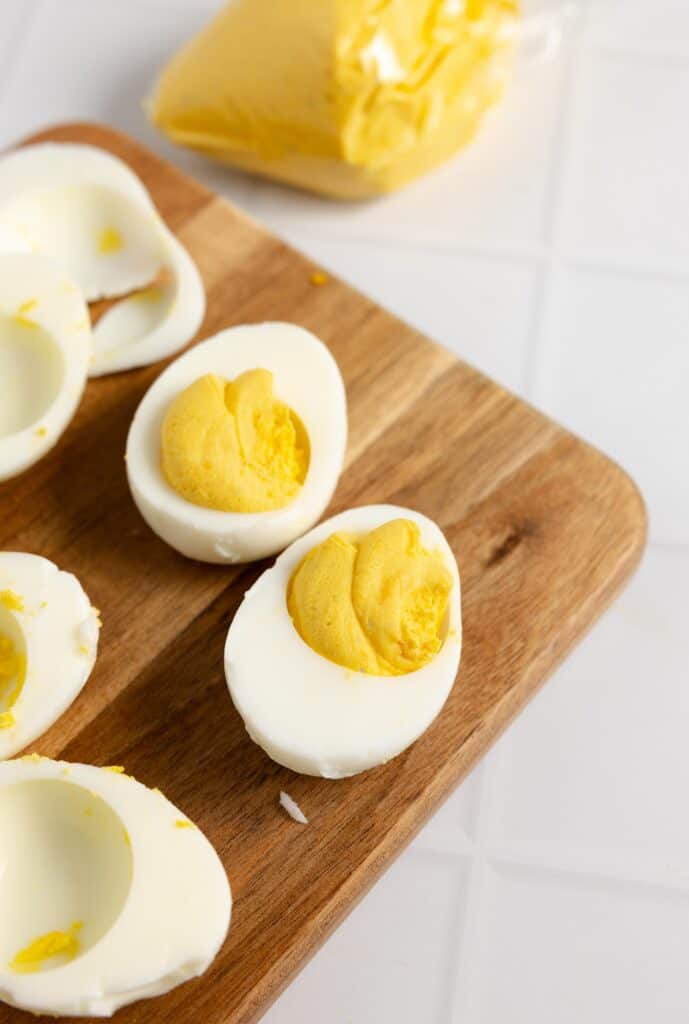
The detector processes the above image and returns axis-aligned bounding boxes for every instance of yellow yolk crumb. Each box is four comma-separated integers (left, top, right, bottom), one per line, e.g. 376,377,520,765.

175,819,196,829
0,632,26,728
0,590,24,612
104,765,125,774
9,922,82,974
14,300,39,329
97,226,123,254
35,427,48,438
161,369,310,513
287,519,452,676
310,270,329,286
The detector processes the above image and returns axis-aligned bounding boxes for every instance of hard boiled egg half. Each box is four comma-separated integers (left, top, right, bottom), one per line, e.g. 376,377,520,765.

0,252,90,482
0,142,205,376
225,505,462,778
126,322,347,563
0,552,100,759
0,757,231,1017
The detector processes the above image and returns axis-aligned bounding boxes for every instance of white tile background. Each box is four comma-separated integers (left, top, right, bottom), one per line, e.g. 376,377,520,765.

1,1,687,1020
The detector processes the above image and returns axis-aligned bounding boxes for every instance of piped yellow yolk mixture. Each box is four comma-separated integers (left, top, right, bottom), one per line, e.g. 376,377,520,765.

9,921,82,974
161,370,309,513
287,519,452,676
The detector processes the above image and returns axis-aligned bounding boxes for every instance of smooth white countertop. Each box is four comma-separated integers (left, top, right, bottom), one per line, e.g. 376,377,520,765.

2,1,688,1020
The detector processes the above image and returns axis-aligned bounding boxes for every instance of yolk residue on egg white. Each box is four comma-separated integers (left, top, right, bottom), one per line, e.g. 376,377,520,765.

9,921,83,974
161,370,310,513
0,632,25,730
97,226,123,254
287,519,452,676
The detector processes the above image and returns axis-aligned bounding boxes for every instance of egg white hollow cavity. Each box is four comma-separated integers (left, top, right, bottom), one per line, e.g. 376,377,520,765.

0,143,205,374
225,505,462,778
0,252,90,482
0,553,100,759
126,322,348,563
0,143,164,301
0,758,231,1017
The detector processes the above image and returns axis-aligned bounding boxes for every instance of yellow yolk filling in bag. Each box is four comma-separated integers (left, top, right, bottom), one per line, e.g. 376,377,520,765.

150,0,520,199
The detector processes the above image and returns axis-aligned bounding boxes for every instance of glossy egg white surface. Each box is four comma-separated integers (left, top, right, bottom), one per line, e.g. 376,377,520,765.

0,143,205,375
126,323,348,563
225,505,462,778
0,553,100,760
0,252,90,482
0,757,231,1017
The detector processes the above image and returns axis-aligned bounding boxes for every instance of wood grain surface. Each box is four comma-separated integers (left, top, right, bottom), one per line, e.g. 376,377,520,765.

0,123,647,1024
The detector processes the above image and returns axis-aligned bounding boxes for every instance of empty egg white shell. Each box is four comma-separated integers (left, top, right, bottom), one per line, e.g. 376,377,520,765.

0,143,205,375
0,143,164,301
0,553,100,759
225,505,462,778
126,323,348,563
89,232,204,377
0,252,90,483
0,757,231,1017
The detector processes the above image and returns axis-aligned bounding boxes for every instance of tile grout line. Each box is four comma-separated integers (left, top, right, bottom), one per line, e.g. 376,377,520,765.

520,5,589,401
591,41,689,67
447,749,505,1022
0,0,46,118
482,843,689,899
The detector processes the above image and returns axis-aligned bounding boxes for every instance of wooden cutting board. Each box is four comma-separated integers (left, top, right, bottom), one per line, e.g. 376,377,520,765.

0,123,646,1024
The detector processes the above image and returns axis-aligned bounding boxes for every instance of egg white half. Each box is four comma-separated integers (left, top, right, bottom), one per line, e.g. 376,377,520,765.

0,553,100,759
0,252,90,482
0,757,231,1018
0,143,163,301
126,322,348,563
225,505,462,778
0,143,205,374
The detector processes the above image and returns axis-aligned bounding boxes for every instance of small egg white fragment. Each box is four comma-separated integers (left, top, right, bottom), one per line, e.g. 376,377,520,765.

225,505,462,778
126,323,348,563
0,757,231,1018
279,791,309,825
0,142,205,374
0,553,100,759
0,252,90,482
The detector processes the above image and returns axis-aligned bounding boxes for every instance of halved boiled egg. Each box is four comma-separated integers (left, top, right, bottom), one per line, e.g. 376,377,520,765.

126,323,347,563
0,252,90,482
225,505,462,778
0,553,100,759
0,142,205,376
0,757,231,1017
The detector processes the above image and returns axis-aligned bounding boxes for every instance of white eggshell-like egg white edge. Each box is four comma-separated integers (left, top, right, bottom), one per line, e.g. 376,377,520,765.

89,231,204,377
225,504,462,778
0,553,100,759
0,252,90,482
0,142,162,301
0,143,205,375
126,323,348,564
0,757,231,1017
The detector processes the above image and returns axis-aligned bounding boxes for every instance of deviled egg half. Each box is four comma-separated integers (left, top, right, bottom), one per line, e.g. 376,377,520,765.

0,757,231,1017
225,505,462,778
0,252,91,482
0,142,205,375
126,322,347,563
0,552,100,759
